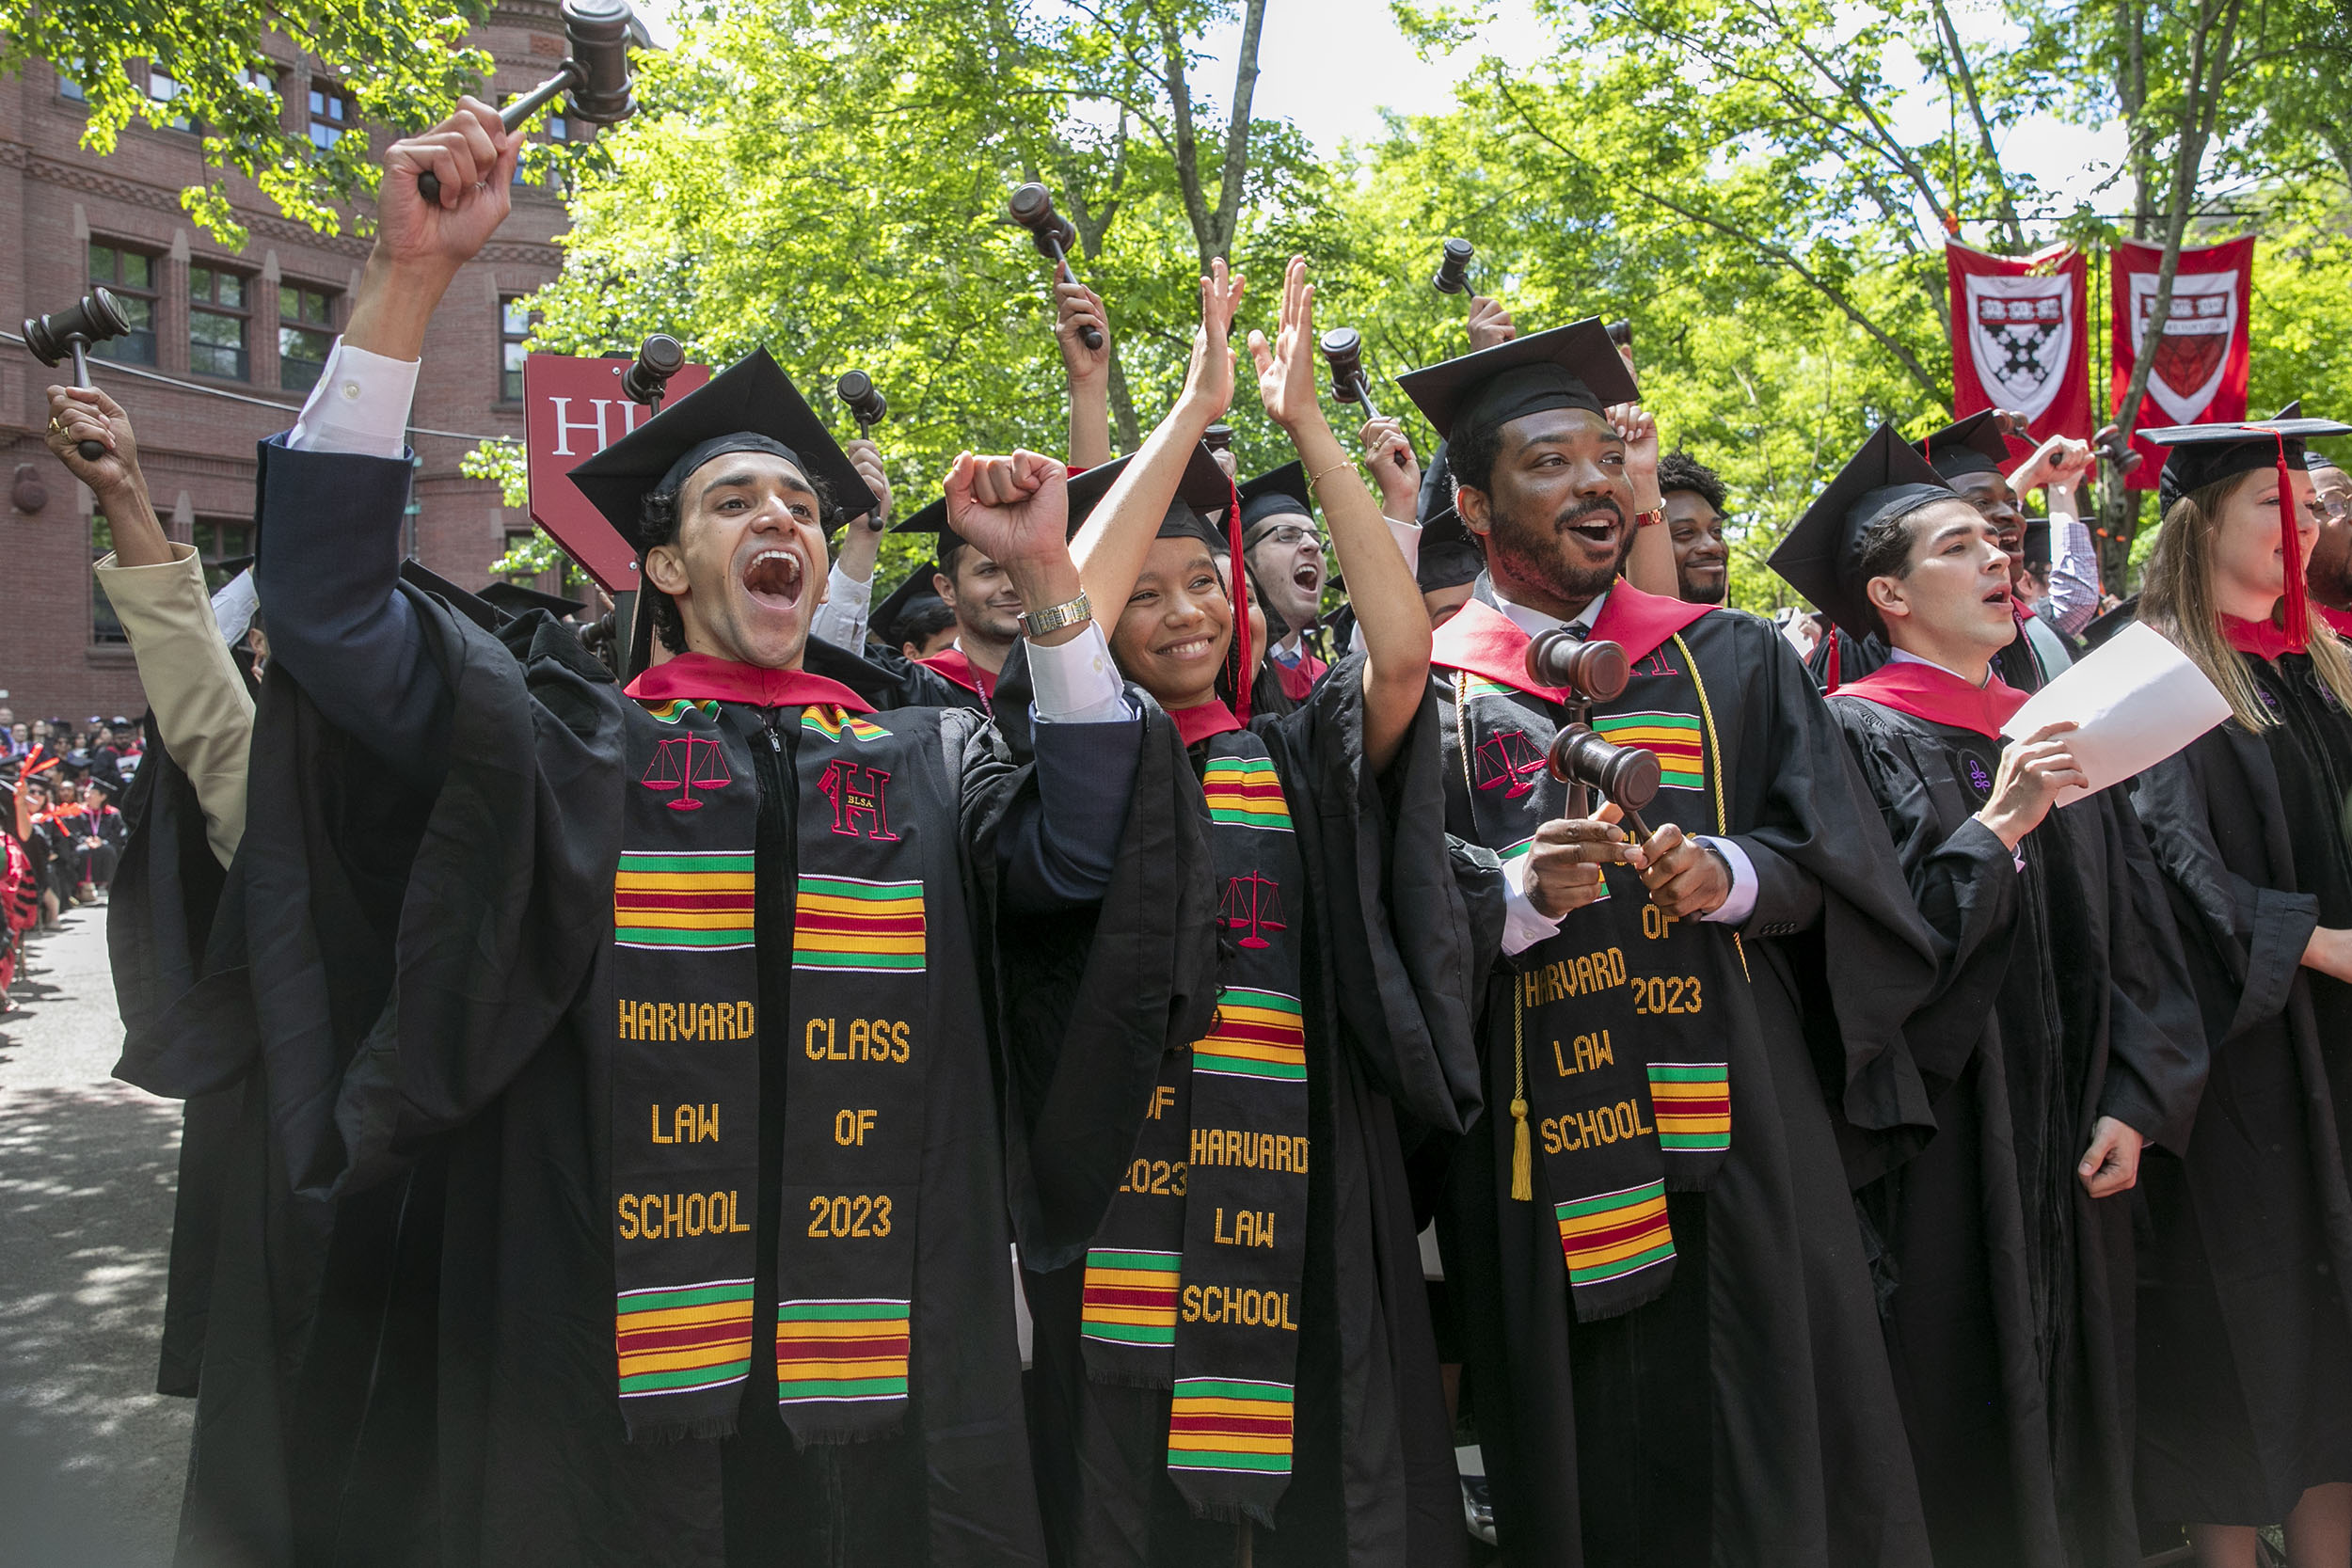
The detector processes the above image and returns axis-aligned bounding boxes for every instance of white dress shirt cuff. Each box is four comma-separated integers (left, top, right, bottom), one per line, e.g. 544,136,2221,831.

289,340,419,459
1028,622,1131,724
1692,835,1758,925
811,563,874,652
1499,848,1567,957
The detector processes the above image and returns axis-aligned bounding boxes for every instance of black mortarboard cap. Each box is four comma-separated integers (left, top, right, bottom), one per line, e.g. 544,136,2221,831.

1395,319,1639,443
1414,504,1486,592
1768,423,1962,639
214,553,255,575
568,348,877,554
1914,409,2012,481
893,494,959,554
479,580,587,619
1065,445,1235,544
1238,461,1313,540
868,562,946,649
2145,417,2352,514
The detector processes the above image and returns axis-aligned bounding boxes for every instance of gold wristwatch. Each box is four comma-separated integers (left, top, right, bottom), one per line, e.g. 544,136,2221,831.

1019,591,1092,640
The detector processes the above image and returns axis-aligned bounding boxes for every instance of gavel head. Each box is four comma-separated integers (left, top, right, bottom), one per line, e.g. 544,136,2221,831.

1432,237,1475,295
1007,182,1078,255
559,0,636,122
1525,630,1630,702
1605,318,1633,351
1548,724,1663,815
1319,326,1365,402
620,333,684,406
835,370,887,430
1202,423,1233,454
23,288,133,366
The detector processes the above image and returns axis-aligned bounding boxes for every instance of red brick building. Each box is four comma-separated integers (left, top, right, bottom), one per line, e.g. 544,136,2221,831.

0,5,593,724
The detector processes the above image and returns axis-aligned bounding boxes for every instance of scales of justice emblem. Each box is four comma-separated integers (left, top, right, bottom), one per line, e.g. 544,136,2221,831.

641,735,732,811
1474,728,1547,799
1220,871,1285,951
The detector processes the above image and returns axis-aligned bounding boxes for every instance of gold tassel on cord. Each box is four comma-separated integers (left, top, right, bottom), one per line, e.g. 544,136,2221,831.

1510,986,1534,1201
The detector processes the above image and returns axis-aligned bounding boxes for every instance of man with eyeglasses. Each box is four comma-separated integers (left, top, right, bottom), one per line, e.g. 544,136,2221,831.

2304,446,2352,635
1239,464,1336,702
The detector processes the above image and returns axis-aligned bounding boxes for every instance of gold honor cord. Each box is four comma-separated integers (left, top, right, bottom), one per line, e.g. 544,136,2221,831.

1455,673,1539,1200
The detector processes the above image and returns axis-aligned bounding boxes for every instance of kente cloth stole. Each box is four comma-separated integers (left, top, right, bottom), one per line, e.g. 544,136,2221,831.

1443,638,1744,1322
608,697,930,1444
1078,727,1311,1527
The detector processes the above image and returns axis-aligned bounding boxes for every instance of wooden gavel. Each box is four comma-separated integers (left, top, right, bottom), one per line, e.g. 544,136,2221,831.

24,290,134,459
1432,237,1475,295
1526,628,1661,836
835,371,887,431
1319,327,1383,421
621,333,683,408
1008,182,1103,350
415,0,636,205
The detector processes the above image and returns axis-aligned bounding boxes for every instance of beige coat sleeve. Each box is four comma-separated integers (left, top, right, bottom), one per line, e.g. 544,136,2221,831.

91,544,253,865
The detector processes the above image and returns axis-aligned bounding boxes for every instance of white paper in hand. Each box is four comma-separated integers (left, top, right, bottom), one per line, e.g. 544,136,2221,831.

1998,620,2231,806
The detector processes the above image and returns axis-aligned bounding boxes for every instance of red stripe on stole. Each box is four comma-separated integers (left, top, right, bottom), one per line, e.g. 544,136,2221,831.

1204,1023,1304,1049
791,912,925,936
1658,1094,1731,1116
775,1335,908,1362
1083,1285,1177,1308
1169,1414,1293,1437
618,1322,754,1354
1563,1212,1673,1252
615,891,755,911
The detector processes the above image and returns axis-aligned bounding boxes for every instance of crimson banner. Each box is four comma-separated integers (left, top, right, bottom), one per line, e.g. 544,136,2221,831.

523,352,713,592
1947,240,2092,451
2110,235,2254,490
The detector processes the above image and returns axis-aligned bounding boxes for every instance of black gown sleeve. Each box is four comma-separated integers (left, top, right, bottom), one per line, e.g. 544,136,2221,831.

1260,653,1486,1136
2132,737,2320,1042
2088,790,2208,1150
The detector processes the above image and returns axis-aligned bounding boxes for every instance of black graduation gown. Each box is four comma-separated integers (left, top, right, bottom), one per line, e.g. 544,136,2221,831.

2130,651,2352,1526
989,662,1488,1568
114,591,1159,1566
1830,693,2204,1568
1431,586,1945,1568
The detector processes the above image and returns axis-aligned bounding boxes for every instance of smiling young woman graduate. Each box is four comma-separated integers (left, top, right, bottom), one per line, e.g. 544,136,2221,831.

1007,257,1490,1568
1773,425,2205,1568
2123,415,2352,1567
1405,322,1950,1567
109,103,1187,1568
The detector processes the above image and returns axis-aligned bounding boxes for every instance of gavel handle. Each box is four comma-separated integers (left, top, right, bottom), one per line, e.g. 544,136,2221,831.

1042,236,1104,350
1350,375,1384,424
417,66,577,204
67,341,103,460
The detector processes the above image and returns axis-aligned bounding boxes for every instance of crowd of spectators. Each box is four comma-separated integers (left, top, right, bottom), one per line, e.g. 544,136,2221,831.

0,705,135,1001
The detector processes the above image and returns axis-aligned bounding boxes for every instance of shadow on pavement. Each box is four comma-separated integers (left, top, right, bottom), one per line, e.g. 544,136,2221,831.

0,1085,189,1566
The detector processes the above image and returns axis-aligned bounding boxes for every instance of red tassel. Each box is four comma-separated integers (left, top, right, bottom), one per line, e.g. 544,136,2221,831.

1824,628,1842,693
1227,477,1252,722
2268,427,2312,653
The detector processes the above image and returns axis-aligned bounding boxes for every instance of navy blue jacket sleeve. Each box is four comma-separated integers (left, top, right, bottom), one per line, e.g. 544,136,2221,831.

250,437,453,793
996,711,1141,910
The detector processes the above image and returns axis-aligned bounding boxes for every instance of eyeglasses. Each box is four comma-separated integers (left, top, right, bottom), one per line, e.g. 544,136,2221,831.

2314,495,2352,525
1255,525,1327,550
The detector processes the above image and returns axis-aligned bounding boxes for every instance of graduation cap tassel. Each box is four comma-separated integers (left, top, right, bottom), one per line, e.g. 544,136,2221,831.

2269,427,2312,653
1509,986,1534,1203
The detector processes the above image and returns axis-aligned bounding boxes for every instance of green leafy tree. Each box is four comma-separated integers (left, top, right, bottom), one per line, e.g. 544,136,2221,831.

6,0,497,245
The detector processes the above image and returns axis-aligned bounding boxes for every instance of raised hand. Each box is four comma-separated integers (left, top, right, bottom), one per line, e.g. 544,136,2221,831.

1176,259,1245,427
43,385,141,500
1467,294,1516,352
1974,721,2087,848
1056,269,1111,386
946,451,1087,645
2010,434,2093,499
378,99,522,274
1608,402,1661,511
1246,257,1326,437
844,436,892,533
1359,415,1421,515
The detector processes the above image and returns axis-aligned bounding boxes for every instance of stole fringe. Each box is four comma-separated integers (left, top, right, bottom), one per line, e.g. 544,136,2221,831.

628,1412,742,1446
787,1412,909,1450
1084,1365,1177,1393
1184,1497,1280,1531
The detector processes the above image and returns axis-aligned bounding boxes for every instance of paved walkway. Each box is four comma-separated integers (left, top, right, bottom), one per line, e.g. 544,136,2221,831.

0,902,189,1566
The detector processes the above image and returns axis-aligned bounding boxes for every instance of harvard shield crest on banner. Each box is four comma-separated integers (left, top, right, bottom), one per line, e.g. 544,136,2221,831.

2111,235,2255,489
1945,240,2091,445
